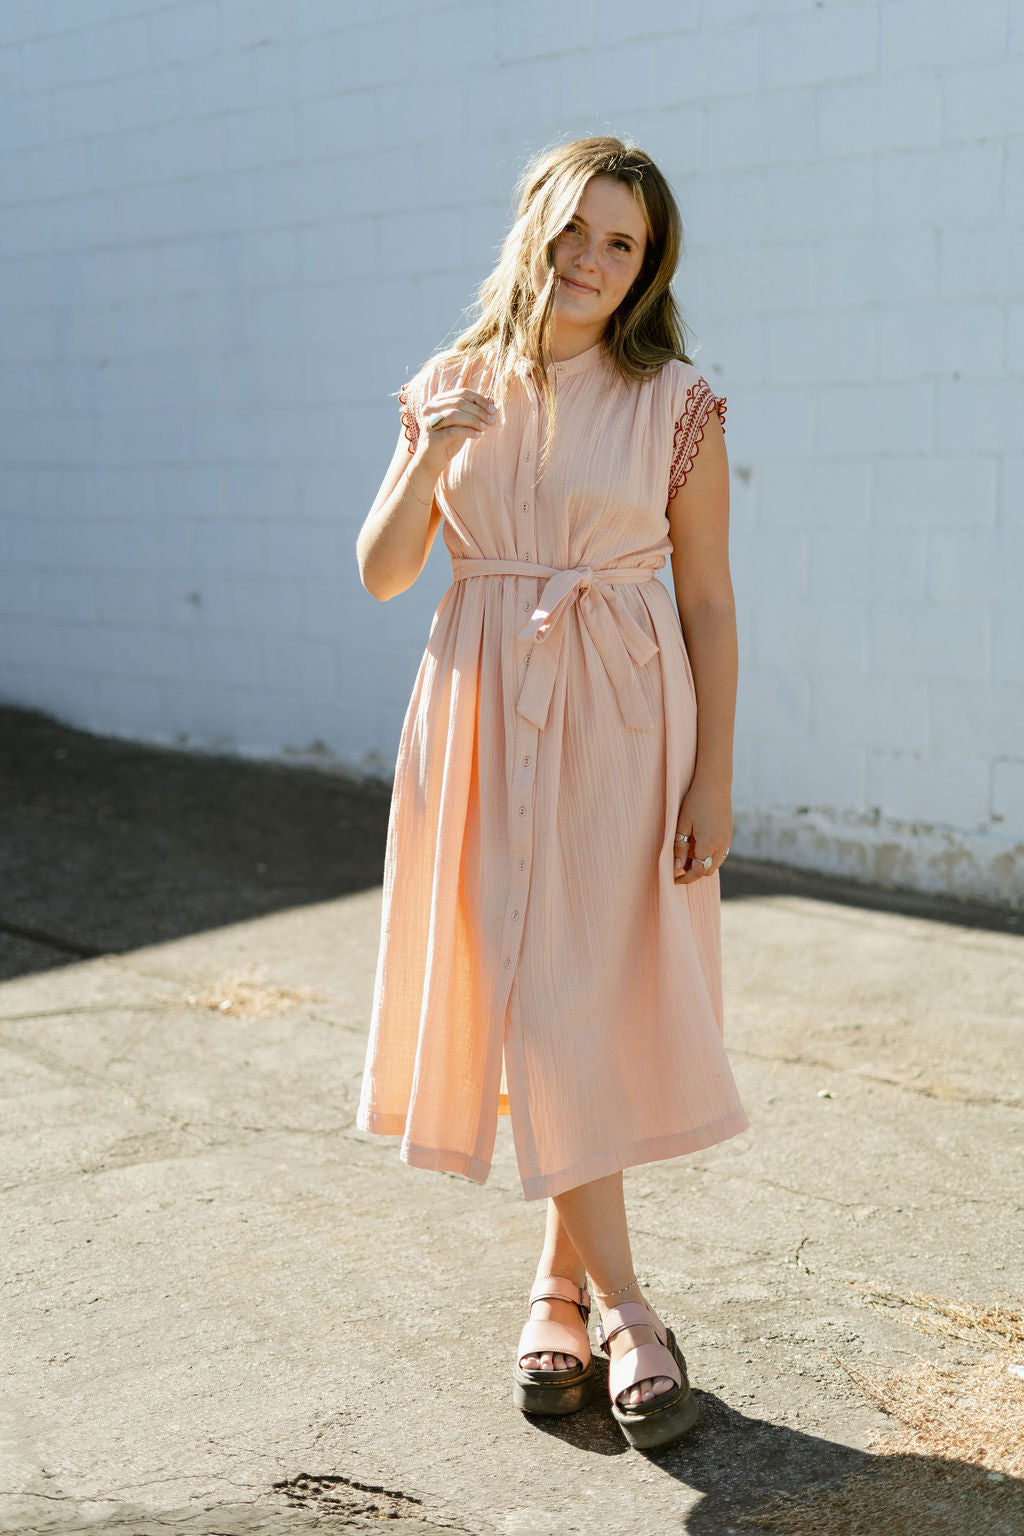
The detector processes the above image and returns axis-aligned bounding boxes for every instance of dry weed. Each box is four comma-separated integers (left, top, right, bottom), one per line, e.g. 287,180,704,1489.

740,1291,1024,1535
853,1283,1024,1351
183,969,320,1020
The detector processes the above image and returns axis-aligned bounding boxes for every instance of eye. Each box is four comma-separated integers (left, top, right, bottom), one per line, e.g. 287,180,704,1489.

613,240,632,251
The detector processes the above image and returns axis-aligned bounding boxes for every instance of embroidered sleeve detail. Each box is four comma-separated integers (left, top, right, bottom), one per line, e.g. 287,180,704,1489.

398,382,418,454
667,379,727,502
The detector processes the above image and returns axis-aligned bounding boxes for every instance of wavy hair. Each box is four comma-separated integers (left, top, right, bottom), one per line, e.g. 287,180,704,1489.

416,135,693,471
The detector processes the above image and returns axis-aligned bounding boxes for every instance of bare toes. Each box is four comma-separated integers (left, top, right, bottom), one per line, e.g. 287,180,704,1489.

621,1375,675,1407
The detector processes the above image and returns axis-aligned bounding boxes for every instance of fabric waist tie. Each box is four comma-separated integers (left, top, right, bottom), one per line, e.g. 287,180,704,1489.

450,556,662,732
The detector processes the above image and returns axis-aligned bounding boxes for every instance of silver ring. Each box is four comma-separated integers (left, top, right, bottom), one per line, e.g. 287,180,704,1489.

701,855,713,870
427,413,444,429
673,834,688,843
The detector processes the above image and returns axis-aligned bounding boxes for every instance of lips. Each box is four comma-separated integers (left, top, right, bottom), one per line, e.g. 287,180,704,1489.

559,274,597,294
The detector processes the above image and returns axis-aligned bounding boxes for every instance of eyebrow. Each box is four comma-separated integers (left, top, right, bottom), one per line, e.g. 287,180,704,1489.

569,214,641,244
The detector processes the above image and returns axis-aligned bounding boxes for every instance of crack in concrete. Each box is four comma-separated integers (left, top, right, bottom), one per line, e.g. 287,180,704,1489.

0,1002,188,1026
680,1164,1020,1217
680,1163,912,1213
274,1471,424,1506
269,1471,479,1534
729,1045,1023,1112
0,1027,153,1095
0,996,365,1038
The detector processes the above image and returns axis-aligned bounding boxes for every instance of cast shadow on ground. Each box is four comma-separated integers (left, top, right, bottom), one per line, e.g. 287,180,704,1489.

0,704,393,982
9,1416,1023,1536
526,1373,1024,1534
1,704,1018,990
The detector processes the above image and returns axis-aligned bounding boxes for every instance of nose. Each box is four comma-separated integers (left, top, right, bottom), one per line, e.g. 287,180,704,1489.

574,238,598,269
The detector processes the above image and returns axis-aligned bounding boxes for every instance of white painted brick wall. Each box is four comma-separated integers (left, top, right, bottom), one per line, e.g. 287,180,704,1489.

0,2,1021,906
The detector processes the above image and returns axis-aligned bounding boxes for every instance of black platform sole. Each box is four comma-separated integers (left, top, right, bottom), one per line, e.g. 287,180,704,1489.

610,1328,701,1450
513,1361,595,1415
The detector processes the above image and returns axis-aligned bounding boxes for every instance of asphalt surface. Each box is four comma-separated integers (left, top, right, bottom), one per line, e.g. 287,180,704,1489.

1,702,1021,1535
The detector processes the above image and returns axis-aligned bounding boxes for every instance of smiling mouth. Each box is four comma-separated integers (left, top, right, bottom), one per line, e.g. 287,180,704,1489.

559,275,597,294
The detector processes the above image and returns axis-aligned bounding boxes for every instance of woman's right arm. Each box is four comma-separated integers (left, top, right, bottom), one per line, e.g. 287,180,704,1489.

356,386,496,602
356,434,444,602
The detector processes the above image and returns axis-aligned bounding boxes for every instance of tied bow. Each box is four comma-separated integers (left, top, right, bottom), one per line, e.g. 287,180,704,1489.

516,565,659,732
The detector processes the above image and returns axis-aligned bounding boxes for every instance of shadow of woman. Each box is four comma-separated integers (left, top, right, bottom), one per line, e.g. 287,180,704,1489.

525,1373,1024,1534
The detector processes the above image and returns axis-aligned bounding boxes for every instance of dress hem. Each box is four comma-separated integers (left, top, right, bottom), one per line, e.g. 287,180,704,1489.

400,1139,493,1185
520,1108,752,1200
356,1111,495,1186
357,1105,751,1201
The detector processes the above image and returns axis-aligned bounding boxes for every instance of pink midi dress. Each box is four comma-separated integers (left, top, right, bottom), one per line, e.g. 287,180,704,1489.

356,339,750,1200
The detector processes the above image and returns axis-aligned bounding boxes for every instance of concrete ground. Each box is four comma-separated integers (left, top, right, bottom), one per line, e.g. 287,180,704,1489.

1,702,1021,1536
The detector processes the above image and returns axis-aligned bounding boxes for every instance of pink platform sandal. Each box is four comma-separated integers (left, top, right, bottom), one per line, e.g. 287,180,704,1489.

512,1276,595,1415
595,1299,701,1450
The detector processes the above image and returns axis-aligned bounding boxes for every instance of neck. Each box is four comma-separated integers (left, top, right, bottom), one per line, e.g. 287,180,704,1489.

547,331,604,364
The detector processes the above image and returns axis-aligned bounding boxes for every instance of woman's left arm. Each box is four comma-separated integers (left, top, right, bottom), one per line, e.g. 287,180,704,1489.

666,403,737,883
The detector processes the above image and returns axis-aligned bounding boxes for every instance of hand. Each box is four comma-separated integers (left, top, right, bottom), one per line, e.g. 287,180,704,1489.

673,780,732,885
415,388,497,469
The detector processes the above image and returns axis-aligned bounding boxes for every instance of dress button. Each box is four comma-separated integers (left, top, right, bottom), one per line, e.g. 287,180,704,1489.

524,553,532,561
523,601,530,610
525,452,530,461
512,910,519,920
523,755,530,766
518,806,526,815
518,859,526,870
503,958,511,969
521,503,528,512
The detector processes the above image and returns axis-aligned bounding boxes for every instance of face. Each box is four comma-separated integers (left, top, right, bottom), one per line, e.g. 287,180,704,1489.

546,175,648,342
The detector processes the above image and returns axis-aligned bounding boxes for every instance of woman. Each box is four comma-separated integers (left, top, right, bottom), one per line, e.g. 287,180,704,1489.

355,136,749,1451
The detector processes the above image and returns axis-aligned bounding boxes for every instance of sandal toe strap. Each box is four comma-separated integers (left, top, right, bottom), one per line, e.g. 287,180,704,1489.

596,1301,666,1353
517,1317,591,1367
609,1341,682,1404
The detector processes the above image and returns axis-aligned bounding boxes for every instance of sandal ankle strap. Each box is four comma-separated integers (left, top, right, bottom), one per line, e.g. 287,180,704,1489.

528,1275,590,1320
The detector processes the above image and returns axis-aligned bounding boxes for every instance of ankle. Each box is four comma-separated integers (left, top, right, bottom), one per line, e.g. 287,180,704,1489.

535,1260,586,1291
591,1276,646,1315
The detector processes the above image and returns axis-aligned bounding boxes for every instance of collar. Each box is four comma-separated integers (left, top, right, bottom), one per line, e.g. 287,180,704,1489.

512,339,609,382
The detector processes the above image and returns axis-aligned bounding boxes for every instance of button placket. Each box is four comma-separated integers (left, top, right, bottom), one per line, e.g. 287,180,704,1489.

513,375,541,560
494,375,544,1102
496,710,539,981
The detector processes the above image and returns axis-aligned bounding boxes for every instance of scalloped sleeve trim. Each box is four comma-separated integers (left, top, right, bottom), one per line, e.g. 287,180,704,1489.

398,382,419,454
667,378,727,502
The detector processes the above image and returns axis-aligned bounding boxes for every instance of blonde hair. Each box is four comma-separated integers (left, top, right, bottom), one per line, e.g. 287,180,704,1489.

416,135,693,471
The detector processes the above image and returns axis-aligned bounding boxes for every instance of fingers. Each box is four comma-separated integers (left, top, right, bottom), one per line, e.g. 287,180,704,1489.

423,390,497,437
676,850,719,883
674,834,727,884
